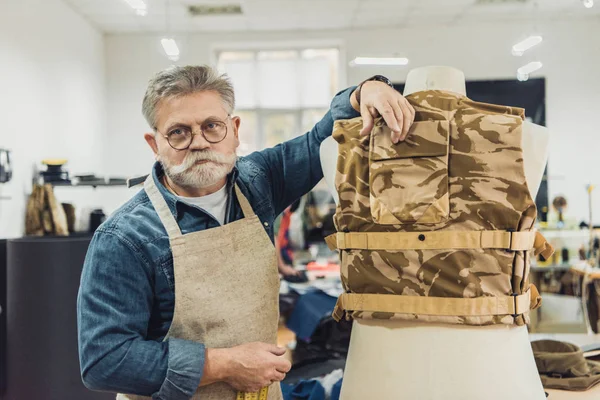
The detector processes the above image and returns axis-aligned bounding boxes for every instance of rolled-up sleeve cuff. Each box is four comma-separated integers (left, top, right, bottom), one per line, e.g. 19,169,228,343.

330,86,360,121
153,338,206,400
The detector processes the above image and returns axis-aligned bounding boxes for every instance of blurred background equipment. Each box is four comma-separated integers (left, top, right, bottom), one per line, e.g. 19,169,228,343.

0,149,12,184
40,159,70,185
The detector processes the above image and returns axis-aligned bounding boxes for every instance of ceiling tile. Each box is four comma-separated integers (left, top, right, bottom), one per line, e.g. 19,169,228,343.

61,0,600,33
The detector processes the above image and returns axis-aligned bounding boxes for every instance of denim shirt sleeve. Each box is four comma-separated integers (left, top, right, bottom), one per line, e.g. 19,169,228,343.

77,230,205,399
245,86,359,216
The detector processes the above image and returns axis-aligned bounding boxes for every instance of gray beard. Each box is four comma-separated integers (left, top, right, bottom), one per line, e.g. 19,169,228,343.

160,150,237,189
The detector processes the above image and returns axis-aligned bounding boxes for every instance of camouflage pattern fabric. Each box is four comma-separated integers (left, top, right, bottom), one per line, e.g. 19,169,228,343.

331,90,537,326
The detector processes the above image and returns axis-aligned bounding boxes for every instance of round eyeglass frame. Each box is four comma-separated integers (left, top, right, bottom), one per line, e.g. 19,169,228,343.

158,115,232,150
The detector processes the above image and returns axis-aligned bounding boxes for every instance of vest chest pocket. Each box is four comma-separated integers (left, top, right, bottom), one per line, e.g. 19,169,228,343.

369,120,450,225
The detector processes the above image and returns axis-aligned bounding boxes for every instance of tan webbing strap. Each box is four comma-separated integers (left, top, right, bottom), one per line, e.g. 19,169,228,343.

529,284,542,310
333,291,532,318
332,297,345,322
534,231,555,260
328,230,536,251
325,234,338,251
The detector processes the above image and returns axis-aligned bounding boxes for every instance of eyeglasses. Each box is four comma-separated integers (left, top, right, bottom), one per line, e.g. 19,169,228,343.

159,115,231,150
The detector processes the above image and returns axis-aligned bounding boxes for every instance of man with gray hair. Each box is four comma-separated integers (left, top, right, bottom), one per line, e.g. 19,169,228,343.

77,65,414,399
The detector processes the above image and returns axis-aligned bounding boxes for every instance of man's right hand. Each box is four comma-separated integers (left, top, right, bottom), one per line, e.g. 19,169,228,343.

279,264,300,277
203,342,292,392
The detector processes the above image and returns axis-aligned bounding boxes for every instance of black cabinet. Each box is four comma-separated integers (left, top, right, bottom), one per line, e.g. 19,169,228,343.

0,240,6,398
5,236,112,400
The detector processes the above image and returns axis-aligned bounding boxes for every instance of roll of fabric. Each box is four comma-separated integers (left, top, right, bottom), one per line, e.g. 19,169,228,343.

25,184,68,236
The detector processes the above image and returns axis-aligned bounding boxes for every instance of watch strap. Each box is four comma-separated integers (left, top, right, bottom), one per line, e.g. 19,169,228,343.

355,75,393,106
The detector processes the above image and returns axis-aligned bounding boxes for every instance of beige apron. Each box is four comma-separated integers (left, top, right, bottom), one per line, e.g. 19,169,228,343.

118,175,283,400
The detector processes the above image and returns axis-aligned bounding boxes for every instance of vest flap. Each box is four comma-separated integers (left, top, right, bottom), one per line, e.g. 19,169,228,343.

370,120,449,161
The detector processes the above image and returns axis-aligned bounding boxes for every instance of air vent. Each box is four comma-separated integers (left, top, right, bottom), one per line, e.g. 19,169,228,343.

188,4,243,16
475,0,529,4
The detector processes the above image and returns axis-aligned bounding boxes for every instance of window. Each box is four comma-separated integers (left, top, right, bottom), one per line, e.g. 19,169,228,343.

217,48,340,155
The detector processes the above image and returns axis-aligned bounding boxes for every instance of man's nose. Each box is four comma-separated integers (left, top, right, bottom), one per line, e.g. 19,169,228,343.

188,131,211,150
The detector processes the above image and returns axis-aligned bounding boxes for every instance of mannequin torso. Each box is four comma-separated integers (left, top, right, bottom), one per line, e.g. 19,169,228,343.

319,66,550,400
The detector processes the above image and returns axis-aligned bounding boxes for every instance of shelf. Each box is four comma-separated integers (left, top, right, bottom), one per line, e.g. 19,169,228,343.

49,179,127,188
531,263,573,272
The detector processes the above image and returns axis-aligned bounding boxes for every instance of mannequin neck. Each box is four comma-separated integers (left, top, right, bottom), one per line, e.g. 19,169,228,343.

404,66,467,96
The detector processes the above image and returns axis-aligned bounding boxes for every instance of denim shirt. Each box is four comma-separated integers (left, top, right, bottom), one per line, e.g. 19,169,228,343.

77,87,360,400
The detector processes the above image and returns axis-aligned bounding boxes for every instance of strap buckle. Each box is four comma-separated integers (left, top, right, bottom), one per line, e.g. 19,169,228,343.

507,229,516,252
511,293,519,318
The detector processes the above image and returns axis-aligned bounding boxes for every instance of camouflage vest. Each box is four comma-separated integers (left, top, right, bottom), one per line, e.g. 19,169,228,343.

325,90,554,326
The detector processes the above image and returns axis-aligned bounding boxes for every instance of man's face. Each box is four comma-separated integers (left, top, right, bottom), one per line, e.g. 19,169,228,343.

145,90,241,190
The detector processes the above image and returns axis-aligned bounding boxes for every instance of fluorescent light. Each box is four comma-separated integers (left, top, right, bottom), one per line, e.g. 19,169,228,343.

517,72,529,82
583,0,594,8
517,61,543,82
161,38,180,62
349,57,409,66
518,61,543,75
512,35,543,56
123,0,147,16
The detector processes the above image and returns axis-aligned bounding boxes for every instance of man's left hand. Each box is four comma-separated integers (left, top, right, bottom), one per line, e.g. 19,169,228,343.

351,81,415,144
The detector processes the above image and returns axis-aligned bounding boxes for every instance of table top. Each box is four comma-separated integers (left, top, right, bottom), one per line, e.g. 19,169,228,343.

569,264,600,280
531,264,573,273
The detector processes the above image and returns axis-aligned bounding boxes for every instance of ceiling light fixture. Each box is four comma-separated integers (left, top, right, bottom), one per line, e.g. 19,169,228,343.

583,0,594,8
161,0,179,62
517,61,543,82
161,38,180,62
511,35,543,56
123,0,147,16
349,57,409,66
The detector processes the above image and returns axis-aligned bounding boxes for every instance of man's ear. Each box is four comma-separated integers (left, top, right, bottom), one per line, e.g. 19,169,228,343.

231,116,241,140
144,132,159,159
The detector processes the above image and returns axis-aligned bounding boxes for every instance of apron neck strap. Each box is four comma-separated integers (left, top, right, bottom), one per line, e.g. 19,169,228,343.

234,184,255,217
144,175,183,239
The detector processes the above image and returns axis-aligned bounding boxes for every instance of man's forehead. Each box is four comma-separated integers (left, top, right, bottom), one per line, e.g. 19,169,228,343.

156,91,228,127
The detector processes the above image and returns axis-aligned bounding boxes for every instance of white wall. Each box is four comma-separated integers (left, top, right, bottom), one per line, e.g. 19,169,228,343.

105,19,600,223
0,0,107,238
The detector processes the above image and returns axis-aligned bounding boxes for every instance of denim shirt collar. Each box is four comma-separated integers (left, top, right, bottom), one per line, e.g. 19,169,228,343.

150,162,239,221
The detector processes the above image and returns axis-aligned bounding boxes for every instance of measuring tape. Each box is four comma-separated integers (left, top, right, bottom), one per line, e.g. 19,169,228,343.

236,387,268,400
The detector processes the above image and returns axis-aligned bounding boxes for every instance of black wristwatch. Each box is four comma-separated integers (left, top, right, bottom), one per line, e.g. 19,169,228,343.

355,75,394,106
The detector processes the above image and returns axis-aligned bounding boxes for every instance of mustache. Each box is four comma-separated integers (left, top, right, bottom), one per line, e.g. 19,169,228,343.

168,150,237,174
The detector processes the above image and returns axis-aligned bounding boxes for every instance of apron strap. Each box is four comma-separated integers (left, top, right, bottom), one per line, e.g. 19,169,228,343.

127,174,149,188
234,184,256,218
144,175,182,238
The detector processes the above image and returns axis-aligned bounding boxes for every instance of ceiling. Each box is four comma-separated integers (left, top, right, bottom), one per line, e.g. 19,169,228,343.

63,0,600,33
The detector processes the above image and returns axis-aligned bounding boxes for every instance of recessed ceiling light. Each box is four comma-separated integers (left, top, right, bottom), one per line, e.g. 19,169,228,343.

123,0,147,16
161,38,180,62
349,57,409,66
512,35,543,56
583,0,594,8
517,61,543,81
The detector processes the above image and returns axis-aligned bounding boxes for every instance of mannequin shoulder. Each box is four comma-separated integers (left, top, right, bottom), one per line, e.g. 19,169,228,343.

523,120,550,138
320,136,337,157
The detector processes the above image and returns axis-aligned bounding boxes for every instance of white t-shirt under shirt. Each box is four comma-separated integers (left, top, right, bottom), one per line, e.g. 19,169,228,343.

175,184,229,226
